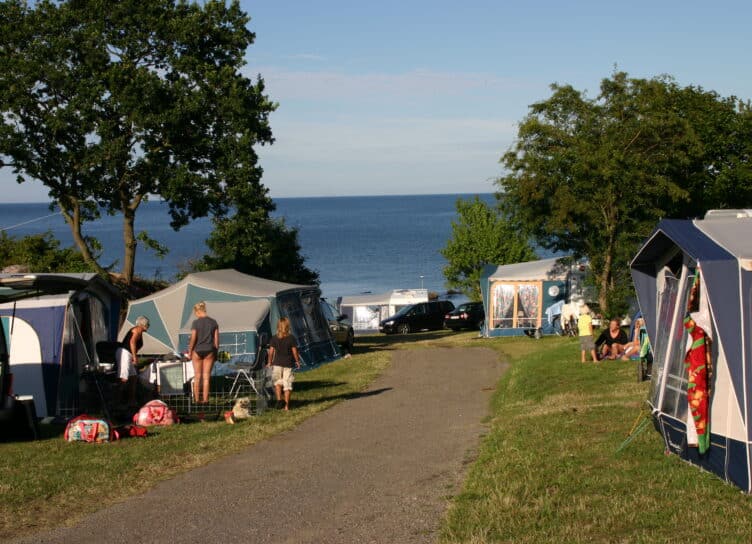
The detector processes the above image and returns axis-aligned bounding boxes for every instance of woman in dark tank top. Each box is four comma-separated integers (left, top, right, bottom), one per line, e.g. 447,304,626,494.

187,301,219,404
116,315,150,408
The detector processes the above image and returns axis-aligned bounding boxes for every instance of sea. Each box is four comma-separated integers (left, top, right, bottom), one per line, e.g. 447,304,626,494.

0,193,498,301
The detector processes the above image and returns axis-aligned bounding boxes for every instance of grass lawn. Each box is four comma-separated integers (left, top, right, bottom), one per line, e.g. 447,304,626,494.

437,334,752,543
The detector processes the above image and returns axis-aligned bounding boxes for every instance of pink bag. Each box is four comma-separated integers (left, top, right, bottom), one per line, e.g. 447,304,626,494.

133,400,178,426
64,415,116,443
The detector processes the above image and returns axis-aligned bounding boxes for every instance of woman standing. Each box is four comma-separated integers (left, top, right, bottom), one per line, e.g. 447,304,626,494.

117,315,150,408
267,317,301,411
187,301,219,404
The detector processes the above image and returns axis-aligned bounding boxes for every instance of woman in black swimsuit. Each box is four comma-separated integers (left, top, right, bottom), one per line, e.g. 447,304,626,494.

187,301,219,404
117,316,150,408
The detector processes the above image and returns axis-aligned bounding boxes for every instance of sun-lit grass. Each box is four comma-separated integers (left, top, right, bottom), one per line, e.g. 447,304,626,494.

439,334,752,543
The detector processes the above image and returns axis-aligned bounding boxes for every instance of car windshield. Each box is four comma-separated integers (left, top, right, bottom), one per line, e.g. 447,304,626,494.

457,304,472,312
392,305,414,317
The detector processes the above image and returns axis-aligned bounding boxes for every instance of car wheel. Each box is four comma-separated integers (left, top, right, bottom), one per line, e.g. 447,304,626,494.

397,323,410,335
448,327,459,332
345,329,354,351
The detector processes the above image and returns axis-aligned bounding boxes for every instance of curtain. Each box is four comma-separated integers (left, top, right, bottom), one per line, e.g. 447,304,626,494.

517,284,539,328
492,284,515,328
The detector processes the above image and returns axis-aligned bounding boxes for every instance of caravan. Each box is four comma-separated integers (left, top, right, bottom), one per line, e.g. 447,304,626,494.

339,289,429,333
479,257,592,338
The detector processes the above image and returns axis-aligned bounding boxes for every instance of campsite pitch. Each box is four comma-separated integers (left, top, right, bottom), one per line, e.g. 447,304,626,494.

9,347,505,544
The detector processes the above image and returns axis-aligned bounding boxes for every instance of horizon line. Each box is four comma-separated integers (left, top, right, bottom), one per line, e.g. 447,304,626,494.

3,191,497,205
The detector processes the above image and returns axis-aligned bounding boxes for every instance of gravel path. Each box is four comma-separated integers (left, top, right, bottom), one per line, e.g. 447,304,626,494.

16,347,506,544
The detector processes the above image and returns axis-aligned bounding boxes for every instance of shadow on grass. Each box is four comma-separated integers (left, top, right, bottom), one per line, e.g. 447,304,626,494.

294,380,348,392
295,387,393,408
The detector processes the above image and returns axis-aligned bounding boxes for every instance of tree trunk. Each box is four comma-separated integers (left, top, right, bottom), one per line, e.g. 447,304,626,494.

121,195,143,287
598,223,616,317
58,197,108,277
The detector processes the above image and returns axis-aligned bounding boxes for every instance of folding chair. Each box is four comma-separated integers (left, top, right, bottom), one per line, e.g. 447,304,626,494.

226,333,270,400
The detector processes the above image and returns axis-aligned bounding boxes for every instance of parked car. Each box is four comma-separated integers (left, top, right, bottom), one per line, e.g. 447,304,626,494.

380,300,455,334
444,301,484,331
321,299,355,351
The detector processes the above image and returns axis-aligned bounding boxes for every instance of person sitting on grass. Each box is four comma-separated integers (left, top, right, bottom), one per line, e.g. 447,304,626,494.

595,318,629,360
267,317,301,411
577,305,598,362
620,317,644,360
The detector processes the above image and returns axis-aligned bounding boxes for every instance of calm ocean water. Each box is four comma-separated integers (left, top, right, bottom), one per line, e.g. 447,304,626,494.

0,194,497,300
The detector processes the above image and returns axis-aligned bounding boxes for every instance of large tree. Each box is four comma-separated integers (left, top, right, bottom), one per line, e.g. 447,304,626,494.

195,205,320,285
0,0,276,286
442,196,537,301
497,72,752,315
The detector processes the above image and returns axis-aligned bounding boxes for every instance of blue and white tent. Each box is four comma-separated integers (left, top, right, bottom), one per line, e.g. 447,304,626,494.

631,212,752,492
0,274,121,418
121,269,340,368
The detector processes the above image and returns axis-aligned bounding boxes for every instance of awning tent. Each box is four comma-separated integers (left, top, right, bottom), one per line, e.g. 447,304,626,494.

338,289,428,332
631,214,752,492
0,274,121,418
480,256,580,337
177,299,270,363
121,269,339,368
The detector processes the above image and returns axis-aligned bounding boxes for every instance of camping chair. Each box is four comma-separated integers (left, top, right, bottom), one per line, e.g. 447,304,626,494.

226,333,270,401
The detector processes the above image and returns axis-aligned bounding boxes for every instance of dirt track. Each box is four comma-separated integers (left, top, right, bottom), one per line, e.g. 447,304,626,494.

14,347,506,544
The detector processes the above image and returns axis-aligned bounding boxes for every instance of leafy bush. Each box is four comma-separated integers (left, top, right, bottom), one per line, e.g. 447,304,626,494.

0,231,93,273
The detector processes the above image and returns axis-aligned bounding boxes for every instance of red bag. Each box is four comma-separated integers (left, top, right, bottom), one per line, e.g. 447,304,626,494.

115,424,148,438
133,400,178,426
64,415,116,443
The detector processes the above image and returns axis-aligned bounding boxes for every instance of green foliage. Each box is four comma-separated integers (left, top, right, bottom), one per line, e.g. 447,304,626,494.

498,72,752,313
0,0,276,285
194,208,319,285
0,231,93,273
441,197,537,300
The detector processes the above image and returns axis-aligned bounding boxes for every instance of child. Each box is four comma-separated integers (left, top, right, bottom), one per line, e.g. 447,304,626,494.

267,317,302,411
578,305,598,362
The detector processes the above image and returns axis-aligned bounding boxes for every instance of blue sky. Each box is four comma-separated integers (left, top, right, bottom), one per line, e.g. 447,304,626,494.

4,0,752,201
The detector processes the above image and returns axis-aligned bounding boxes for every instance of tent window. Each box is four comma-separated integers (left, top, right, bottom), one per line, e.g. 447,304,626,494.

303,297,330,343
656,271,695,420
218,331,252,360
491,282,541,329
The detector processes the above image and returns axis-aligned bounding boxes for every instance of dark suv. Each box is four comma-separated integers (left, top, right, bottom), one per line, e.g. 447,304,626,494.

380,300,455,334
444,301,485,331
